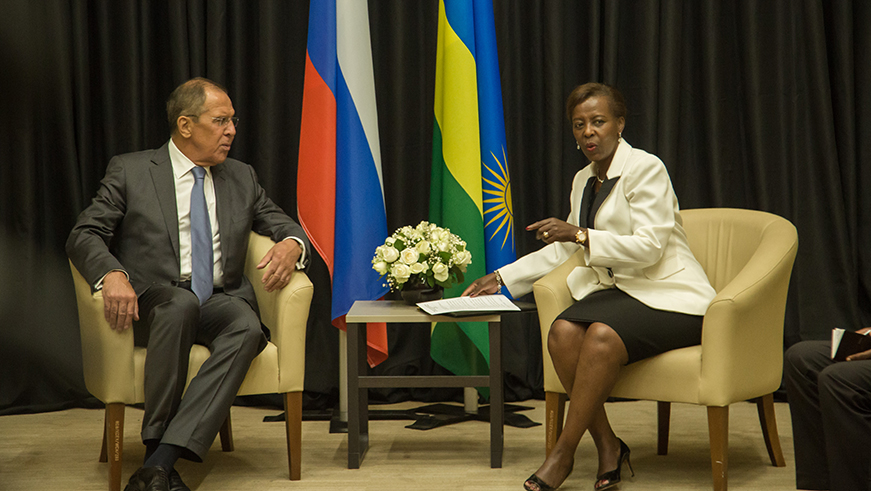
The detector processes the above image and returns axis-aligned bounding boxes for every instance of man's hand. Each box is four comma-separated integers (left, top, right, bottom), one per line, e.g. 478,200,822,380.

102,271,139,332
257,239,302,292
846,327,871,361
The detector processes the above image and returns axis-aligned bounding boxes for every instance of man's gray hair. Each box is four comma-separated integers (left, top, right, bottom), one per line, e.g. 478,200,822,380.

166,78,227,134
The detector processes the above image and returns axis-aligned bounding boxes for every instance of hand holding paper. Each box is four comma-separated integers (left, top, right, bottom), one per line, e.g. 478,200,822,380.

847,327,871,361
831,327,871,361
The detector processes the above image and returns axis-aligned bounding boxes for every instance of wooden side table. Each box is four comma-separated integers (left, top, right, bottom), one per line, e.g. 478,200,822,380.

345,300,504,469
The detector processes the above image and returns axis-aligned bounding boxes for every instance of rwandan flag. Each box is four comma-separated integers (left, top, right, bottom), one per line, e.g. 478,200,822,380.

430,0,515,388
297,0,390,367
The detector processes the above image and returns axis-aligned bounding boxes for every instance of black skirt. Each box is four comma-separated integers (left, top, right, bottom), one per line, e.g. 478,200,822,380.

555,288,704,364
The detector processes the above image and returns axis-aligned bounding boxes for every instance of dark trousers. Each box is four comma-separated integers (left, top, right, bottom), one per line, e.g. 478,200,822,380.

784,340,871,491
133,284,267,461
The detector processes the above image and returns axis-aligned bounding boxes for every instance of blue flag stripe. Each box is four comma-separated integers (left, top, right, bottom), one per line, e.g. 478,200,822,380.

444,0,477,61
472,0,515,274
306,0,337,94
333,66,390,320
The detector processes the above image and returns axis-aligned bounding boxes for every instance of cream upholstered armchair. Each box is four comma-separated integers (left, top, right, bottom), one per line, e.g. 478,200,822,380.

70,232,313,491
532,208,798,491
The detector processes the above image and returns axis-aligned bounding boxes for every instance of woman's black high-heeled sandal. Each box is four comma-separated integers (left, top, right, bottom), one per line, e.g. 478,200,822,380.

523,473,556,491
594,438,634,491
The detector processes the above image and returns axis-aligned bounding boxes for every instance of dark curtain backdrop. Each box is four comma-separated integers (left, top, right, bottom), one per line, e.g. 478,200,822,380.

2,0,870,415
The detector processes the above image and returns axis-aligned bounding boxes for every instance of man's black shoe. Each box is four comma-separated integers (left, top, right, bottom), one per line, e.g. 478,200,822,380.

169,468,191,491
123,466,170,491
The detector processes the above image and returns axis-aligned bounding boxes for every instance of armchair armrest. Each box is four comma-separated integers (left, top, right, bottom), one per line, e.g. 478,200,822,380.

697,217,798,405
69,261,137,403
244,232,313,392
532,249,586,393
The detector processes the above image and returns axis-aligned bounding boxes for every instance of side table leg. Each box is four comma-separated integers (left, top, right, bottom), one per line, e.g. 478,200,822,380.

489,320,503,468
347,322,369,468
359,323,369,456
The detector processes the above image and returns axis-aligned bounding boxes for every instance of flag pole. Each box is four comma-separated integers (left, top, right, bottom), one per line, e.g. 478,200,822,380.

464,387,478,414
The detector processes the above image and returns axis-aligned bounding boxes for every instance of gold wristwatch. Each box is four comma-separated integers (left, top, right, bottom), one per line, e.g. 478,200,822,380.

575,228,587,245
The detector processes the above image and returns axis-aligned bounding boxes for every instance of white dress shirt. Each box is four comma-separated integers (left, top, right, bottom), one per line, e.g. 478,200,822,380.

169,139,225,286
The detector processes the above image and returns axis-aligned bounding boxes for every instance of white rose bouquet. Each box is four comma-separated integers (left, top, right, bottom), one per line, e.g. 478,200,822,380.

372,221,472,291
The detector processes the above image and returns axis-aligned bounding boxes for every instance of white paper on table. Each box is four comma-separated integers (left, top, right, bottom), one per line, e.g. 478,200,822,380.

416,294,521,315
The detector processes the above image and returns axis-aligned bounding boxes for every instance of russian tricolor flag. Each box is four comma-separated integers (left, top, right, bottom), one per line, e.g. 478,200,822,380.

297,0,390,366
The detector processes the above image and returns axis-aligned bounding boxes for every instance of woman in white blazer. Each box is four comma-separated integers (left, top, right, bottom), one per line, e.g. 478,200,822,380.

464,83,715,491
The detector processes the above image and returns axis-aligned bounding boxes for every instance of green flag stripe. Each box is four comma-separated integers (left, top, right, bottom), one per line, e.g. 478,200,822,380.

430,119,490,382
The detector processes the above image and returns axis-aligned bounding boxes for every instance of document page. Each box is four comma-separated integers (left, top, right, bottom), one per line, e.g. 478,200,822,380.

831,328,846,359
417,294,521,315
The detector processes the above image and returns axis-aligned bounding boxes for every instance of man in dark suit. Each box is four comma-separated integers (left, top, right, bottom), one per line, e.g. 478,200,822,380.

67,78,310,491
785,334,871,491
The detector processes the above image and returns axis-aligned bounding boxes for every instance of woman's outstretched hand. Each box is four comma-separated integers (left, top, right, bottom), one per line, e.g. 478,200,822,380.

462,272,500,297
527,218,581,244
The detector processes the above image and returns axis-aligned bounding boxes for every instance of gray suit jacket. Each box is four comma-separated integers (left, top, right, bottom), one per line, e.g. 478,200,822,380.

66,142,310,313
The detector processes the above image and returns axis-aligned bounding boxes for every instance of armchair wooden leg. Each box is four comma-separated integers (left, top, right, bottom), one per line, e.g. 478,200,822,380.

756,393,786,467
219,412,234,452
285,391,302,481
100,413,109,463
104,403,125,491
657,401,670,455
707,405,729,491
545,391,567,457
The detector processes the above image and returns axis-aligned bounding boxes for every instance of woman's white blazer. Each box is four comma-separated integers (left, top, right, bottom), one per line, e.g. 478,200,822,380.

499,140,715,316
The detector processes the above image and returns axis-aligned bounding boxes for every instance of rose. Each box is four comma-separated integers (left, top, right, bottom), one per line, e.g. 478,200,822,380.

380,245,400,263
400,247,419,265
455,250,471,266
415,240,431,255
432,263,449,282
391,263,412,283
373,261,388,275
410,262,428,275
437,240,450,252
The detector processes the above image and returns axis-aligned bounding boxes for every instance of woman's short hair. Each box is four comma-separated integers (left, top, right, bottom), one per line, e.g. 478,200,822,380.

166,78,227,134
565,83,627,122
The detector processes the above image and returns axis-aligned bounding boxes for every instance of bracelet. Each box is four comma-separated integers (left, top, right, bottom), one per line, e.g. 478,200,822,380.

494,269,504,293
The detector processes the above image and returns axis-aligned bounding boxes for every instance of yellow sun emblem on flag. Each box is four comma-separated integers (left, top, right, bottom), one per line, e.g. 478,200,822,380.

482,146,514,250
